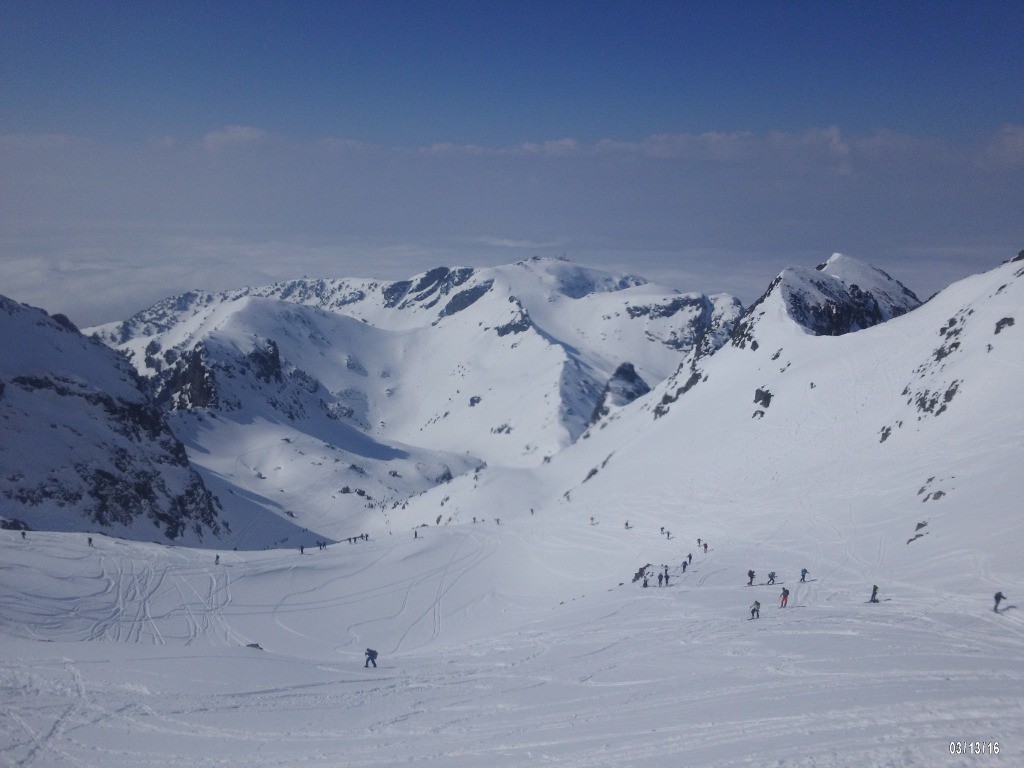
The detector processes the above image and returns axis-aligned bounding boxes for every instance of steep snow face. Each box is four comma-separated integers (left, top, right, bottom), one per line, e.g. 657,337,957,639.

87,259,741,543
0,296,222,542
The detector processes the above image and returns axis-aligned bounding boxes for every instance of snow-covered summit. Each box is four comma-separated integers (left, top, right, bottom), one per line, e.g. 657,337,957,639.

727,252,921,354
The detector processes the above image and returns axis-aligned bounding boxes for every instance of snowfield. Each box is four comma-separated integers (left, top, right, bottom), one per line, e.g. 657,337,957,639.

2,255,1023,766
2,522,1021,767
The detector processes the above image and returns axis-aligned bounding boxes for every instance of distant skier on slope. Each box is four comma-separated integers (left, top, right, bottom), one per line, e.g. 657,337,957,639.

994,591,1006,612
800,568,809,583
870,585,879,603
747,569,755,586
750,601,760,619
688,553,693,564
703,542,708,553
780,587,789,608
767,571,776,585
681,560,687,573
365,648,378,668
658,572,664,587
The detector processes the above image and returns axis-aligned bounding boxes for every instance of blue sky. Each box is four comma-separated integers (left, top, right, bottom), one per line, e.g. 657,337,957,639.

1,1,1022,324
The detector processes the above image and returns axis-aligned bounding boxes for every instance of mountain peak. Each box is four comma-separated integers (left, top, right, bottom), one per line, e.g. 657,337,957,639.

732,254,921,347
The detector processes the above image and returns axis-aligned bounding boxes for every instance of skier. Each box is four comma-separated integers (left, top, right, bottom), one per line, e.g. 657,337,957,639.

697,538,702,547
994,591,1006,612
88,537,94,547
215,554,220,565
767,571,776,585
703,542,708,553
687,553,693,564
750,601,760,619
780,587,789,608
800,568,809,583
658,572,664,587
364,648,378,668
664,573,670,586
747,569,755,586
870,585,879,603
300,544,304,555
625,521,630,529
643,575,649,588
681,560,687,573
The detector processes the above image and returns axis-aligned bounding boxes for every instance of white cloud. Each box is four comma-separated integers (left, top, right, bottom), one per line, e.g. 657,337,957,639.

1,125,1020,326
982,124,1024,167
201,125,271,152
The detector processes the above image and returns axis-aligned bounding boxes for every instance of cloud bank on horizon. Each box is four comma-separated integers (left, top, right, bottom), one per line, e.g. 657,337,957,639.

1,2,1022,325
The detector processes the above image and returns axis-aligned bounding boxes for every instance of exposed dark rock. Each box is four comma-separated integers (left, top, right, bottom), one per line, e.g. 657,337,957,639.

247,339,283,383
437,280,493,319
590,363,651,423
754,388,773,408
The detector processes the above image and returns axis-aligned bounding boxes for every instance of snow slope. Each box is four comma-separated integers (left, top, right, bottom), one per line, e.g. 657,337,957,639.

1,256,1022,766
85,258,740,546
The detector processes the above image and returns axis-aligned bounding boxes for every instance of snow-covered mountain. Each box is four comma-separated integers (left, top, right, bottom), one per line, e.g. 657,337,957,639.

2,254,1021,768
87,257,741,547
411,252,1021,593
0,296,223,542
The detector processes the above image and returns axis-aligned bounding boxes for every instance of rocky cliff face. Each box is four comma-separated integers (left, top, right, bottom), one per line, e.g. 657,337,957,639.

0,296,223,542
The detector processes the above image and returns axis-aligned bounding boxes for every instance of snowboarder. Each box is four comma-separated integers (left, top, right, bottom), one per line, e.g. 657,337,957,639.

658,572,664,587
365,648,378,668
780,587,789,608
703,542,708,553
870,585,879,603
750,601,760,619
767,571,776,585
800,568,809,583
747,569,755,586
994,591,1006,612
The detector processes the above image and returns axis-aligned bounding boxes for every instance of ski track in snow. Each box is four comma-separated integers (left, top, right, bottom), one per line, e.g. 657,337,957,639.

2,529,1021,767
